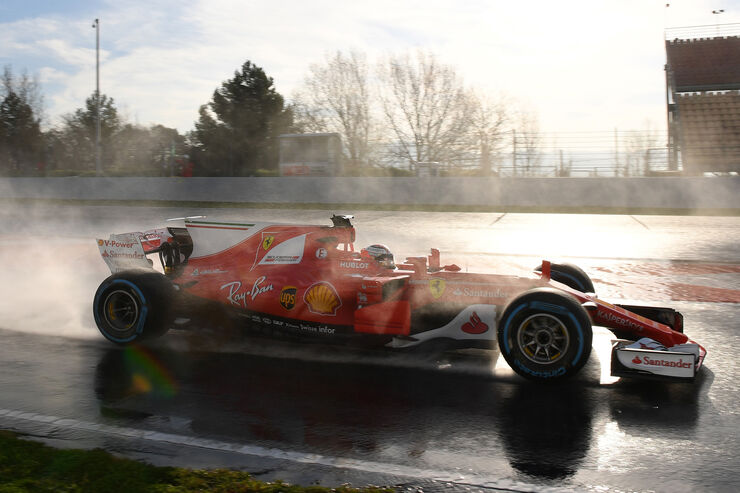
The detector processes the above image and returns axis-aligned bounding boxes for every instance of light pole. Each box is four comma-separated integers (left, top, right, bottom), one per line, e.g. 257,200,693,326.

92,18,101,176
712,9,724,36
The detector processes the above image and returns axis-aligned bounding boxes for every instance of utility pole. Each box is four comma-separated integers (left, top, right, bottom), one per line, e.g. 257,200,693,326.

512,130,517,177
92,18,101,176
559,149,564,177
614,127,619,176
712,9,724,36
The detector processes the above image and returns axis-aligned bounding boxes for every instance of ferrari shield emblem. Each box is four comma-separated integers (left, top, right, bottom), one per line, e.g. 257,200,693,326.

429,278,446,299
262,235,275,250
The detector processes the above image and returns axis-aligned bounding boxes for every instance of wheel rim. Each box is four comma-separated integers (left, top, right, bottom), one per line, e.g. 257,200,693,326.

516,313,570,364
103,289,140,334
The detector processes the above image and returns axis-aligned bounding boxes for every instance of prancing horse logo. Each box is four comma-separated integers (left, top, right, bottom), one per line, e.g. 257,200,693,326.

262,235,275,250
429,278,446,299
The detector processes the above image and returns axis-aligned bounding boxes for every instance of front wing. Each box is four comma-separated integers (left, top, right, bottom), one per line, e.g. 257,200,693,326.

611,338,706,381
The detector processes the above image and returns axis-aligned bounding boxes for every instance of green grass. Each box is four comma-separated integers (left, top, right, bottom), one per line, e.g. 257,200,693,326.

0,431,392,493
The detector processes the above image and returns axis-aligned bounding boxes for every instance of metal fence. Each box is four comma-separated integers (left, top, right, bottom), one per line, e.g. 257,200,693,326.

370,130,672,177
665,22,740,40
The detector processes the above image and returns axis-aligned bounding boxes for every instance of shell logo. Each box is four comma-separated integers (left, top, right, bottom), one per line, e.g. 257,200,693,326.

304,282,342,316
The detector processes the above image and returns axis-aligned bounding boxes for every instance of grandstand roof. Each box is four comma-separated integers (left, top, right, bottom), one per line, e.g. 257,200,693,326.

665,23,740,41
666,36,740,92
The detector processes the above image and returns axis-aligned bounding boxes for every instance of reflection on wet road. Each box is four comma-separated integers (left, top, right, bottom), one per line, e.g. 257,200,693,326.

0,205,739,491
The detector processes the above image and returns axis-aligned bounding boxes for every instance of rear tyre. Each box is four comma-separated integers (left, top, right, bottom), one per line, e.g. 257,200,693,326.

536,262,595,294
498,288,592,381
93,270,175,344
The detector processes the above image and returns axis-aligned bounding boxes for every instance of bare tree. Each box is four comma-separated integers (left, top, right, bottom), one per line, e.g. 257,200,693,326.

293,50,372,167
623,122,660,176
468,90,508,175
377,51,473,171
514,108,541,176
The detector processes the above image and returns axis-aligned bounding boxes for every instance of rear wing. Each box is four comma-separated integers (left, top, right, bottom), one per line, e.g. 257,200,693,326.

96,233,152,273
96,226,194,274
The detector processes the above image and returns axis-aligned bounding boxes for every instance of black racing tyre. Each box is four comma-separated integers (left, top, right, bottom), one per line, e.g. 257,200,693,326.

498,288,592,381
536,262,595,294
93,270,176,344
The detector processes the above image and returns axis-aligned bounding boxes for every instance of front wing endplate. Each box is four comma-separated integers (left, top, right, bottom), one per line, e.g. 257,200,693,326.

611,340,704,380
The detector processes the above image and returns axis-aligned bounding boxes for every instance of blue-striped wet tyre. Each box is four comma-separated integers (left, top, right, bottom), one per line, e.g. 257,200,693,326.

498,288,592,381
536,262,595,294
93,270,176,345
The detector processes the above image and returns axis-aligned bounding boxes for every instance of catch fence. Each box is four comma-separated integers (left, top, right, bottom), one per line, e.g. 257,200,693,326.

371,129,674,177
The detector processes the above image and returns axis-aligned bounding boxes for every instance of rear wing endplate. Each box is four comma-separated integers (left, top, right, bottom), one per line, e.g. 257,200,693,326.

96,233,152,273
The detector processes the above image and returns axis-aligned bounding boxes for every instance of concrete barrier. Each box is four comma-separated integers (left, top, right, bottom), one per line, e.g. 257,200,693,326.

0,176,738,212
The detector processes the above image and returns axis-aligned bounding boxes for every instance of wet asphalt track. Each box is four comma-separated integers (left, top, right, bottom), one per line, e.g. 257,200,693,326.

0,204,739,492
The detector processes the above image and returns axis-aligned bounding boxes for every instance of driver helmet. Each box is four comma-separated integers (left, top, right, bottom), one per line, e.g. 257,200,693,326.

361,244,396,269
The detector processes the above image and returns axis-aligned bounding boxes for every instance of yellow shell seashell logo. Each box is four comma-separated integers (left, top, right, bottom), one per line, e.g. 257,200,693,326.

304,282,342,316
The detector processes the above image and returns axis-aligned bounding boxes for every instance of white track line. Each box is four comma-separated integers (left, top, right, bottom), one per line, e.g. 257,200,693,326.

0,407,558,492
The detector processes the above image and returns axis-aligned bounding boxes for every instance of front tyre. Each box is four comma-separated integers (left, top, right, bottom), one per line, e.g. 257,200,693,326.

93,271,175,344
498,288,592,381
536,262,595,294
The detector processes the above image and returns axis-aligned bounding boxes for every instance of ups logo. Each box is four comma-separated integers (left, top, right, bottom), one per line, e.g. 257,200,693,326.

280,286,297,310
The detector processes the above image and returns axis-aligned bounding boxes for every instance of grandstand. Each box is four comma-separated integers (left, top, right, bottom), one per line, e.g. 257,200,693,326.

665,24,740,174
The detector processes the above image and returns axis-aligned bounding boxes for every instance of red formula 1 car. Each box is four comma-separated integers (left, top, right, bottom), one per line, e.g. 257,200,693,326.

93,215,706,382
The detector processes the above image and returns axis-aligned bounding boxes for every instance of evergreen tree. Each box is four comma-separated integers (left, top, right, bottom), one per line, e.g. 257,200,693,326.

0,67,44,173
52,93,120,171
191,60,294,176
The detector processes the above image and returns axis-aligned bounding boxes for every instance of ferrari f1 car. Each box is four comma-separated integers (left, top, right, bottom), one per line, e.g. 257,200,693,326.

93,215,706,382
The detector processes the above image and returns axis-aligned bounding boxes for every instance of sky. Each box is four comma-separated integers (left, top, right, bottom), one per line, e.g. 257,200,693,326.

1,0,739,135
